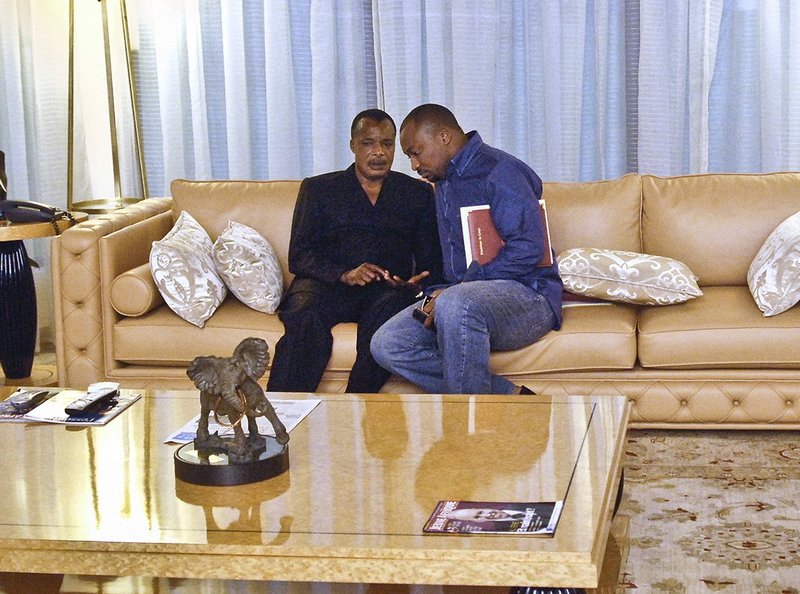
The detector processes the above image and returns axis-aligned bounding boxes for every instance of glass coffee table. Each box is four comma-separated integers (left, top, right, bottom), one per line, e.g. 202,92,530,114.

0,389,629,592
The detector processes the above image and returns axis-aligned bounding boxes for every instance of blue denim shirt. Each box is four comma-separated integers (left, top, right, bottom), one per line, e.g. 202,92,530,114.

434,131,563,328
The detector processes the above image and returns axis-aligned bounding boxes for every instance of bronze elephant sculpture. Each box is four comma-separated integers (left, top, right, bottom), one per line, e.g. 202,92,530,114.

187,337,289,458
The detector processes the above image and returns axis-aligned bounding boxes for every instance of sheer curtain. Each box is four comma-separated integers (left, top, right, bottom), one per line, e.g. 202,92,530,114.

374,1,630,180
132,0,378,195
5,2,800,194
708,1,800,172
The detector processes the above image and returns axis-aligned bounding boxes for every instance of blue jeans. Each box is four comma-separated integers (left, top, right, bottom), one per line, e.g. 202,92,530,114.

370,280,557,394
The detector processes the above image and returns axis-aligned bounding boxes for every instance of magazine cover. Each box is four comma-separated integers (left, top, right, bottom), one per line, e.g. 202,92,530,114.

423,500,563,535
0,388,55,423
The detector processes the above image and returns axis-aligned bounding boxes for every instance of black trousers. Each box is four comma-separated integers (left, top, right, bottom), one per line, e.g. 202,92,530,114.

266,277,417,393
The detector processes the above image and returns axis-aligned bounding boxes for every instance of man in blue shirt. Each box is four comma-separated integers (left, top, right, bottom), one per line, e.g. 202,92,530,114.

371,104,562,394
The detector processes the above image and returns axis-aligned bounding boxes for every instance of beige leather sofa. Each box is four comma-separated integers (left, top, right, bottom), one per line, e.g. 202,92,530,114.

52,173,800,428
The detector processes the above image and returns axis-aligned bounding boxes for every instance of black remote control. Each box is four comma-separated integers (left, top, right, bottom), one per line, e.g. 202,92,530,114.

64,387,119,416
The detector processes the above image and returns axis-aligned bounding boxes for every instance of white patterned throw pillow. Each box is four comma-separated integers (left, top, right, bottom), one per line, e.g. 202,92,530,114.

149,211,227,327
748,210,800,316
557,247,703,305
212,221,283,314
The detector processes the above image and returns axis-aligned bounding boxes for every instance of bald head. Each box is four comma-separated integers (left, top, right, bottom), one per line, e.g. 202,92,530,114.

399,104,467,182
400,104,462,137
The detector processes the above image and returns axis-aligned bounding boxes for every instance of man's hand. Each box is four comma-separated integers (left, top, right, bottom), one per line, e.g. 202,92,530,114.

386,270,430,293
419,288,443,329
340,263,389,286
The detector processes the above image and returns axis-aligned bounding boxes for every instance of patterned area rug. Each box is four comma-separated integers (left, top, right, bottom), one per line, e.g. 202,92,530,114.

619,429,800,593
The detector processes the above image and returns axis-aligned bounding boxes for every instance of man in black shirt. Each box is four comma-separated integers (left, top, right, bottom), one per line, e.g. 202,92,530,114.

266,109,442,393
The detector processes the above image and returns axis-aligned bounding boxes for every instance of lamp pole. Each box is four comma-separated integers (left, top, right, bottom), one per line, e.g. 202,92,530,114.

67,0,147,213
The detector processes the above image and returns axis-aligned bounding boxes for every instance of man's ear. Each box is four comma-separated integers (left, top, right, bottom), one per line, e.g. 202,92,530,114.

439,129,451,145
349,139,355,154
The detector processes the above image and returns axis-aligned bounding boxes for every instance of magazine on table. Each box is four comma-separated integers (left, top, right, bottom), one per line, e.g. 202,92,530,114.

423,500,563,535
164,398,321,444
0,386,140,426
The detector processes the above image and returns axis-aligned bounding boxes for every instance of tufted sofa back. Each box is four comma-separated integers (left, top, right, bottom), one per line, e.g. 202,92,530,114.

642,172,800,287
543,173,642,256
170,178,302,285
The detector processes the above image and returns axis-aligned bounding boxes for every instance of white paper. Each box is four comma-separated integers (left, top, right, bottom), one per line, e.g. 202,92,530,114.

164,398,321,444
460,204,490,267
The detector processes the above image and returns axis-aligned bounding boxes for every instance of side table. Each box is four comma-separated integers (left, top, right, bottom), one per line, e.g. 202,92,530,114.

0,213,85,379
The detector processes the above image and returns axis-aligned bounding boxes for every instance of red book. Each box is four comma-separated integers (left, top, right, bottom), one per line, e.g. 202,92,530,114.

463,206,504,265
461,200,553,267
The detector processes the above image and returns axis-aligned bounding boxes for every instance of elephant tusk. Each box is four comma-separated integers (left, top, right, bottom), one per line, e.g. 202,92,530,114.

212,389,247,428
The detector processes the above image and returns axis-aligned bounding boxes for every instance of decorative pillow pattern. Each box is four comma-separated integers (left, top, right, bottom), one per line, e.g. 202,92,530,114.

557,247,703,305
150,211,227,327
748,210,800,316
212,221,284,314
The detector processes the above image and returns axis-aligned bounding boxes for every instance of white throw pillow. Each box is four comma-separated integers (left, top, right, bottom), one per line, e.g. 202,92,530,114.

557,247,703,305
150,211,227,327
748,210,800,316
212,221,283,314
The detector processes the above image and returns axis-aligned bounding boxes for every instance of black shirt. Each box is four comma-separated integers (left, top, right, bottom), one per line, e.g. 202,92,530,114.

288,164,443,287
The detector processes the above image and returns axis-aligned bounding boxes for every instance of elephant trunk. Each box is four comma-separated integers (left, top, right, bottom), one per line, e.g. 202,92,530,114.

250,397,270,416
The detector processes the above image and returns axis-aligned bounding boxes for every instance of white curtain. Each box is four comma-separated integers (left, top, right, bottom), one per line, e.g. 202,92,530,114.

708,0,800,172
131,0,378,194
374,0,799,181
374,1,630,180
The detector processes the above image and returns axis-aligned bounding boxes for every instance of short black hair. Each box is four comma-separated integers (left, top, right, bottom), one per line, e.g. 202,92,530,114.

351,109,396,138
400,103,461,134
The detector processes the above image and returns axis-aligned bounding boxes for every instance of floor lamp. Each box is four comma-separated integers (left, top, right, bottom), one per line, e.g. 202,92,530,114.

67,0,148,214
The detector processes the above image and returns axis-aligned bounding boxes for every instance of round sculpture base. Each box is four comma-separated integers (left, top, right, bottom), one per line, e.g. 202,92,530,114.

174,436,289,486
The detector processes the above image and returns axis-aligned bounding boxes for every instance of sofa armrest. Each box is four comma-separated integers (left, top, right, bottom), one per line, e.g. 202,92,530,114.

109,263,163,317
51,197,173,387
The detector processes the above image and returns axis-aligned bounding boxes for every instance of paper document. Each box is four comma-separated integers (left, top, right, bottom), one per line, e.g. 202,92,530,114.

164,398,321,444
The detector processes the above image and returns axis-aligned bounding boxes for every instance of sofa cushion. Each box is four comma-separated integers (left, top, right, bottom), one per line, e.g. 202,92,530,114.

642,172,800,286
171,179,301,285
110,263,164,317
638,286,800,369
489,302,638,374
558,247,702,305
112,299,359,371
544,173,642,254
747,209,800,317
111,299,638,376
212,221,284,314
149,211,227,328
